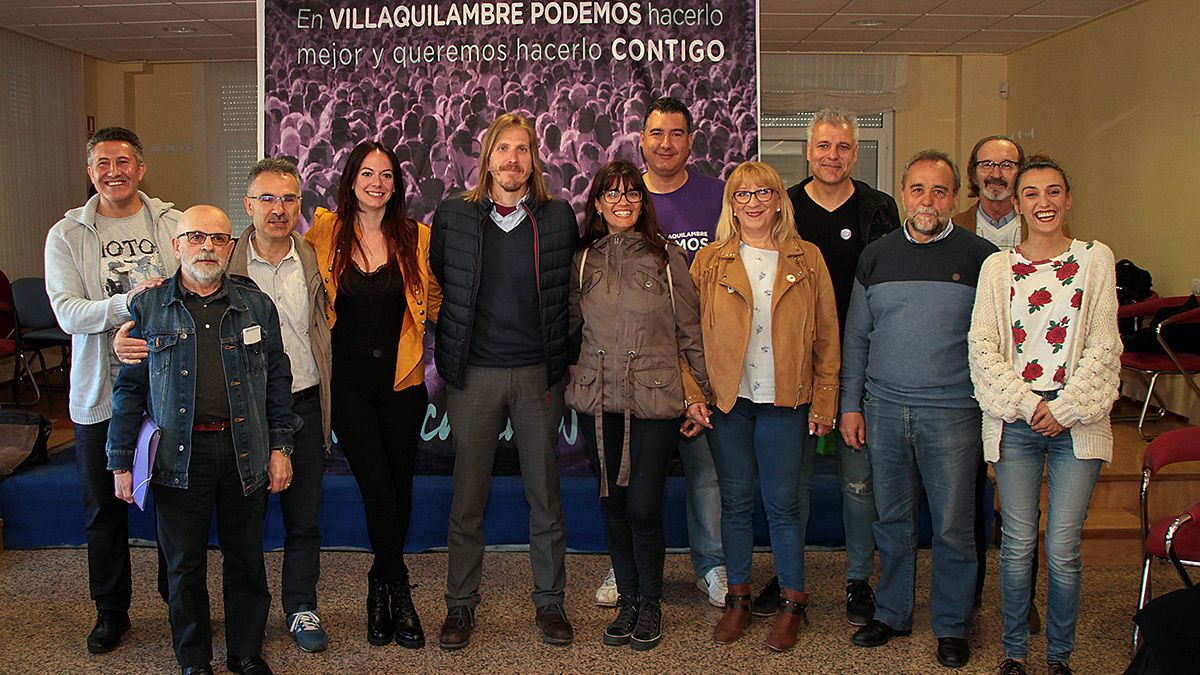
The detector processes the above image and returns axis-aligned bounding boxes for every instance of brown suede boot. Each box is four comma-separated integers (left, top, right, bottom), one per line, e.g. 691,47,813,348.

713,583,753,644
766,588,809,652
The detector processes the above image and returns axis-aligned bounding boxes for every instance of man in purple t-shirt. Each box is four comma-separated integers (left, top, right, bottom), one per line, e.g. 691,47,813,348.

592,96,728,610
640,99,724,262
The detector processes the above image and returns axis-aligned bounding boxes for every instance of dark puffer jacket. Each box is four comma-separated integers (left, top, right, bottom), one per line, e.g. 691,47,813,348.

430,194,578,389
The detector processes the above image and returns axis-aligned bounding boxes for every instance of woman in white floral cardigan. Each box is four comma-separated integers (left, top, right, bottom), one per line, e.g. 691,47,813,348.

967,155,1121,675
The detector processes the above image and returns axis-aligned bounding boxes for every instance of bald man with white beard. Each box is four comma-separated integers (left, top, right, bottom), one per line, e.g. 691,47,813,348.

106,206,300,675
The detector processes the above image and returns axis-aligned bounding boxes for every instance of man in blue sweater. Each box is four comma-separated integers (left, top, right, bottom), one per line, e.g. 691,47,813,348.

840,150,997,669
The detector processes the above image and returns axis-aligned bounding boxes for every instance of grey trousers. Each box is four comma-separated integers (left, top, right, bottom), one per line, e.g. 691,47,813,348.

444,364,567,610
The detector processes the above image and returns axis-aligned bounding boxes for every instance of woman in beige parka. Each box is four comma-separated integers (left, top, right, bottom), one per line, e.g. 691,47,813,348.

565,159,712,652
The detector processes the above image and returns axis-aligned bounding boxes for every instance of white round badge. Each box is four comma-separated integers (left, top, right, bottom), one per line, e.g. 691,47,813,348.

840,228,853,240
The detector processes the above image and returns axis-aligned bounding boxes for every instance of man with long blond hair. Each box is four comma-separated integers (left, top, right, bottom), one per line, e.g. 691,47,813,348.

430,111,579,650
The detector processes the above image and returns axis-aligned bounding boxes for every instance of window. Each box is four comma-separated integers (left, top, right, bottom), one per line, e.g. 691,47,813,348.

202,64,258,235
760,111,894,196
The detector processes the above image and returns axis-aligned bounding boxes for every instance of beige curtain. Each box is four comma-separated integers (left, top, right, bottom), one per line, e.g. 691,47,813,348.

761,54,907,116
0,29,85,280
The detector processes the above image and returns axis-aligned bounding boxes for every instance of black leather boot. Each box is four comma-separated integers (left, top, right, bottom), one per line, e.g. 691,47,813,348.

87,609,130,654
390,573,425,649
367,574,393,646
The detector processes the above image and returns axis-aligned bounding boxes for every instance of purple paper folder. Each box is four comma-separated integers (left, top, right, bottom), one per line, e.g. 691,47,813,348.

132,415,160,511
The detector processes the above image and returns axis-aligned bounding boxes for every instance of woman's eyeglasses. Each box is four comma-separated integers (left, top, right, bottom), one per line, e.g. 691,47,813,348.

602,189,643,204
732,188,776,204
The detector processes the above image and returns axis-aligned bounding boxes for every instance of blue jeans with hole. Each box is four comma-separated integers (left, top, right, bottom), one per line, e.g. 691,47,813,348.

865,395,980,638
778,432,874,583
708,398,814,592
834,432,878,581
993,420,1101,662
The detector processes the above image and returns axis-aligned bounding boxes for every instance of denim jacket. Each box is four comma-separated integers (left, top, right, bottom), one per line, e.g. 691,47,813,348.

106,271,300,495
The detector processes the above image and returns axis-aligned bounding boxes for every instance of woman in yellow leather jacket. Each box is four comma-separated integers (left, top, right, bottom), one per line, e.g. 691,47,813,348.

305,140,440,650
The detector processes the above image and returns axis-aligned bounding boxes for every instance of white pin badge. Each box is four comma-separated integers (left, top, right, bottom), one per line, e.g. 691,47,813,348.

840,228,853,240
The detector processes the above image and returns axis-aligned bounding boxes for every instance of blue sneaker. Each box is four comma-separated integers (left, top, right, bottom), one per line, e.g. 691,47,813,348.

288,605,329,653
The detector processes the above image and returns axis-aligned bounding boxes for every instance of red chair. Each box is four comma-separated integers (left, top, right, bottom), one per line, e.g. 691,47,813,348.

0,270,40,406
0,270,12,345
1163,500,1200,587
1117,295,1200,440
1134,427,1200,651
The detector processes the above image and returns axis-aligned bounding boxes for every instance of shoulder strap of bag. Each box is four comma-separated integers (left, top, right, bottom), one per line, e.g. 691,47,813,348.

664,244,676,318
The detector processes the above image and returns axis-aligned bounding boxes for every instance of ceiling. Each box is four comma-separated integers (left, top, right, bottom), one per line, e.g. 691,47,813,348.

0,0,1141,64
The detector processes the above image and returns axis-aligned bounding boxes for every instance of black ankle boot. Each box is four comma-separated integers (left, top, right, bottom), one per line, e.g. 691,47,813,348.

603,594,639,646
630,597,663,651
390,574,425,649
367,574,393,646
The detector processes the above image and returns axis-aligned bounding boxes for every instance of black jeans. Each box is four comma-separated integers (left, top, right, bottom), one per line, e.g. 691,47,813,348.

279,393,324,615
77,420,169,611
75,419,132,611
76,417,131,607
582,413,679,601
331,371,426,583
154,430,269,668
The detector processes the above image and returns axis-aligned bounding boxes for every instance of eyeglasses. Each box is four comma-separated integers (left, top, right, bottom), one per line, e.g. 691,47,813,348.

976,160,1018,172
732,188,776,204
248,194,301,207
601,189,643,204
177,231,233,246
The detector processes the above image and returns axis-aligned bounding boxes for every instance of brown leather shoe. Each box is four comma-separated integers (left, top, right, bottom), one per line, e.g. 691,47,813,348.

713,583,753,644
535,603,574,645
766,588,809,652
438,606,474,650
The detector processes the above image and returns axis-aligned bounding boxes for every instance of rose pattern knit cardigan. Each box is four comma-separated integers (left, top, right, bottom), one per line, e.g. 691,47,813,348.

968,240,1121,464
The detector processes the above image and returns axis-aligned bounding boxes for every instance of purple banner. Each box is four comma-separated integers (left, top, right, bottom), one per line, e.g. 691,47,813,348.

262,0,759,474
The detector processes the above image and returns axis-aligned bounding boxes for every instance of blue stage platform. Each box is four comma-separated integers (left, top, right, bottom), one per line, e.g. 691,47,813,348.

0,446,990,552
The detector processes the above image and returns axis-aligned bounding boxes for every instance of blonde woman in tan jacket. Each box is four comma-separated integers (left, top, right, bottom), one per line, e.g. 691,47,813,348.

967,155,1120,675
691,161,840,652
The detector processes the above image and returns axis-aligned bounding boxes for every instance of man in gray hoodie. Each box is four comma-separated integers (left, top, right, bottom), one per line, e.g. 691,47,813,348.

45,127,180,654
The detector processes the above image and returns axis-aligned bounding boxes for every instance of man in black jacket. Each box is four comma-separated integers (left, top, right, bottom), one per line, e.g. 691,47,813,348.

430,112,578,650
753,108,901,626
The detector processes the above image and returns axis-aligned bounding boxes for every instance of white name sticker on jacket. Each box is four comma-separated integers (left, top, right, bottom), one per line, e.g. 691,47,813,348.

242,325,262,345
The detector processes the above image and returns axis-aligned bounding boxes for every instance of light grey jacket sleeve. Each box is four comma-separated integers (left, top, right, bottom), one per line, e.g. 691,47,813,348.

44,219,136,335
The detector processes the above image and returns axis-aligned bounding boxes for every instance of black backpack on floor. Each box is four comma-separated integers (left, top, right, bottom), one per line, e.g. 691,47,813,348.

0,409,52,476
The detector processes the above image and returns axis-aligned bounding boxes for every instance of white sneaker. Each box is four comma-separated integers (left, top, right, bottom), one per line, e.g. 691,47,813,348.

697,565,728,608
595,568,618,607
